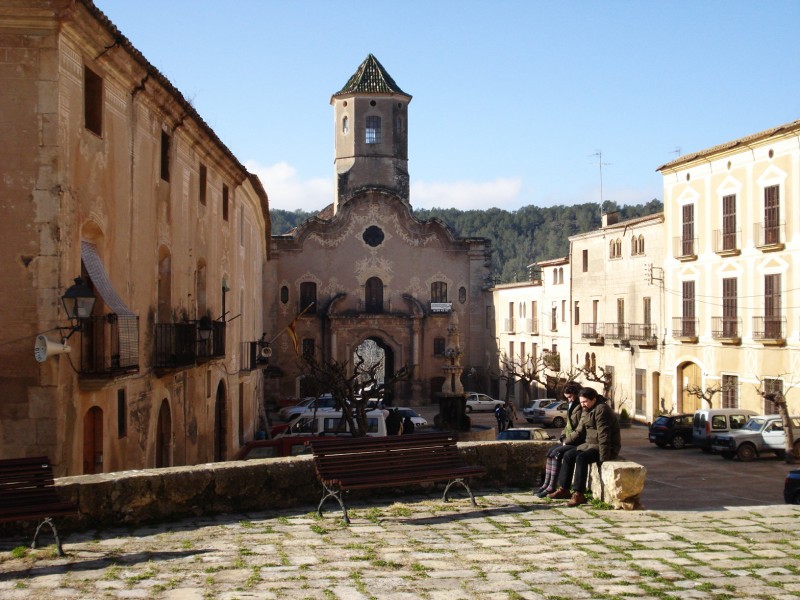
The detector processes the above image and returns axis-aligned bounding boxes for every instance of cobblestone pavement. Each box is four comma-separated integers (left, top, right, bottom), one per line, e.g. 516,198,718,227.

1,491,799,600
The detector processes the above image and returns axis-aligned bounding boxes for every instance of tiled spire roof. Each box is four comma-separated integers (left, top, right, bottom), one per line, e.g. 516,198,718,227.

333,54,410,97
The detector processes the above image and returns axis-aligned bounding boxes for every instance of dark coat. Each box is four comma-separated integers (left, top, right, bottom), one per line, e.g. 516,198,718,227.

563,400,621,461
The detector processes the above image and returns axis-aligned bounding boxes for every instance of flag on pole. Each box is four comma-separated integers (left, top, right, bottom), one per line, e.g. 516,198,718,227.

286,318,300,355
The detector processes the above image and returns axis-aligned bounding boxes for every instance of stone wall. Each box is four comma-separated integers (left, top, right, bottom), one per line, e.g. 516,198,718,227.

3,441,647,537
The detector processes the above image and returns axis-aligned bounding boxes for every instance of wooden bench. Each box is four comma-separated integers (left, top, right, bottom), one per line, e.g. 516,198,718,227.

0,456,78,556
308,432,487,523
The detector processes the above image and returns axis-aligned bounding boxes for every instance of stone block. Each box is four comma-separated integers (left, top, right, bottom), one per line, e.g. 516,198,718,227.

589,460,647,510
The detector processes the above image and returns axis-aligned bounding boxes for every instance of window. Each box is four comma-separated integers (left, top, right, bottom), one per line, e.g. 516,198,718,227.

550,306,557,331
682,281,696,337
199,164,207,205
635,369,646,414
160,130,171,182
681,204,695,256
459,286,467,304
721,374,738,408
431,281,447,303
433,337,445,356
84,66,103,136
342,115,349,134
722,277,737,337
582,249,588,272
764,273,782,338
639,235,645,254
610,239,622,258
300,282,317,313
574,301,580,326
280,286,289,304
366,116,381,144
365,277,383,313
764,185,780,245
520,342,526,363
561,299,566,322
552,269,558,284
722,194,736,250
592,300,599,326
631,236,638,255
222,184,229,221
763,378,782,414
302,338,315,358
643,297,651,327
117,388,126,438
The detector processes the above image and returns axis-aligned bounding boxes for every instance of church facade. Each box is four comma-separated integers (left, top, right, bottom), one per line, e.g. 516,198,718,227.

266,56,492,404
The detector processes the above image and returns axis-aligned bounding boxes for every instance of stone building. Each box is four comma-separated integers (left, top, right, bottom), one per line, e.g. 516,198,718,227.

569,211,666,420
0,0,270,475
267,55,492,404
658,120,800,415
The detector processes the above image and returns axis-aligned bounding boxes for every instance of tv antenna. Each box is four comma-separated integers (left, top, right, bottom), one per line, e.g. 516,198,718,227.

590,150,611,214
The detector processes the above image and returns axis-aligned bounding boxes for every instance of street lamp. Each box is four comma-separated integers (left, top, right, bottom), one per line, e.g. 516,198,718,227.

61,277,96,326
198,315,214,341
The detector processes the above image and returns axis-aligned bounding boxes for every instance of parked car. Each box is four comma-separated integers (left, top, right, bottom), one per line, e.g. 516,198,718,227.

529,401,569,428
278,394,338,421
234,436,311,460
712,414,800,461
394,407,427,428
523,399,559,423
785,469,800,504
648,413,694,449
496,427,552,441
692,408,758,452
464,392,504,413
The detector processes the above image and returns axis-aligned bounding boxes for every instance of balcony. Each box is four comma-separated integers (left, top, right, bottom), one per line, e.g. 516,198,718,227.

153,319,226,371
674,236,698,261
754,222,784,252
712,229,740,256
522,318,539,335
581,322,604,344
78,314,140,379
672,317,698,342
240,341,271,372
604,322,629,342
752,316,786,345
711,316,741,344
629,323,658,346
503,318,516,334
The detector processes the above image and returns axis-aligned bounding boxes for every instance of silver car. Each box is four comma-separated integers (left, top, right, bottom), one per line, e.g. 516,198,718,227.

530,401,569,428
465,393,504,413
523,399,559,423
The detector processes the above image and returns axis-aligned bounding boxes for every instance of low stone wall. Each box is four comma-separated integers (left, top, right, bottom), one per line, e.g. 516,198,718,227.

3,441,647,535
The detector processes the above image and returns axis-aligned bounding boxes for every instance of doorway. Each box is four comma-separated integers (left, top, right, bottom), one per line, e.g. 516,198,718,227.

83,406,103,474
214,382,227,461
678,361,701,413
155,399,172,468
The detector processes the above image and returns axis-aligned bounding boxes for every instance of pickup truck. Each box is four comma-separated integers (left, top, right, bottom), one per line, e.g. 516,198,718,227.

712,414,800,461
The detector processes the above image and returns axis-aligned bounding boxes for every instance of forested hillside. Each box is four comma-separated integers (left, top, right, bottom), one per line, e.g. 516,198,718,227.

270,199,663,283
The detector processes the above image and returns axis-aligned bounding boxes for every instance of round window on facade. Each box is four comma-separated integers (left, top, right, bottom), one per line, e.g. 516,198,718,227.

370,100,376,107
280,286,289,304
362,225,384,247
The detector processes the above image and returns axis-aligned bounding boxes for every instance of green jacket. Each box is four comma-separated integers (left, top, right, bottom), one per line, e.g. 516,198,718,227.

563,401,621,461
560,400,583,441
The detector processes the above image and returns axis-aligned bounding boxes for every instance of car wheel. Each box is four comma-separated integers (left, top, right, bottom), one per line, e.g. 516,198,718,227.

465,406,473,414
552,417,566,429
792,490,800,505
737,444,757,462
720,451,735,460
671,435,686,449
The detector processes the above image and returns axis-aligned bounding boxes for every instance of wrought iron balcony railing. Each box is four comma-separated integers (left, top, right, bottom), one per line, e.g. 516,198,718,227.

154,320,226,369
712,229,740,254
672,317,698,340
752,316,785,342
711,316,741,341
79,314,139,377
581,322,603,340
674,236,698,260
753,221,784,249
603,322,629,341
629,323,657,344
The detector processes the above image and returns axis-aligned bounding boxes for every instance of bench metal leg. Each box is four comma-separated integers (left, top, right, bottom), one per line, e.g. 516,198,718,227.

317,482,350,524
442,478,478,506
32,517,65,557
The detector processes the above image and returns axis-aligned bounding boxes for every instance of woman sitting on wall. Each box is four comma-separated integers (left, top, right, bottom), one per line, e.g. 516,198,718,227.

534,380,583,498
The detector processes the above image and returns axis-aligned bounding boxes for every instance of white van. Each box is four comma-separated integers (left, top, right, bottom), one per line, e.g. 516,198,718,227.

692,408,758,452
284,409,388,438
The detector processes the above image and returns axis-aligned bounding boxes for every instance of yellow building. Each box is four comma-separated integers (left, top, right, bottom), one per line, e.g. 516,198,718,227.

658,120,800,415
0,1,270,475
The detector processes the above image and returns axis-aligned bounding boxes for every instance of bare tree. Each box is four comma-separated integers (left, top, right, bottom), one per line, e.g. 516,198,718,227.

754,375,798,464
299,350,411,437
496,351,581,405
684,382,732,410
575,364,614,403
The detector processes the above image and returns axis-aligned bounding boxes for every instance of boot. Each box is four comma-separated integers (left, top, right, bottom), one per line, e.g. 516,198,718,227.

567,492,588,507
547,487,571,500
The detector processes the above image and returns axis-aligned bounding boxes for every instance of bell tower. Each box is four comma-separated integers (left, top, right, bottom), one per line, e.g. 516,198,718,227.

331,54,412,214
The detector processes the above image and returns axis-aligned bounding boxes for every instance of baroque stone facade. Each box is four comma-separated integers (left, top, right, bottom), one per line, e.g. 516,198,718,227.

267,56,492,404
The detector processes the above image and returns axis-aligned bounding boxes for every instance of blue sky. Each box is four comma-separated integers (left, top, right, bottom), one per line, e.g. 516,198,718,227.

96,0,800,212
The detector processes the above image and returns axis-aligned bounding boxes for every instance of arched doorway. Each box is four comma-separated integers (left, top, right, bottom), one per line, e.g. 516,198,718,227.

83,406,103,474
214,381,227,461
155,399,172,468
354,337,396,404
677,361,702,413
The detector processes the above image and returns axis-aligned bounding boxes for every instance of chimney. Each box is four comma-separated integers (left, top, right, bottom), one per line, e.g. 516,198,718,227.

601,211,620,228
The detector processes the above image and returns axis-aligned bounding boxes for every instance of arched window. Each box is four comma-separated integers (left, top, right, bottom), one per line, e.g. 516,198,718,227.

631,236,638,255
559,267,564,284
552,269,558,284
639,235,645,254
430,281,447,303
342,115,349,134
365,277,383,313
299,282,317,313
609,239,616,259
366,116,381,144
584,352,591,369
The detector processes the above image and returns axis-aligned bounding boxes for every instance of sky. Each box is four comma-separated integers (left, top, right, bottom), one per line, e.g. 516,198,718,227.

95,0,800,213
